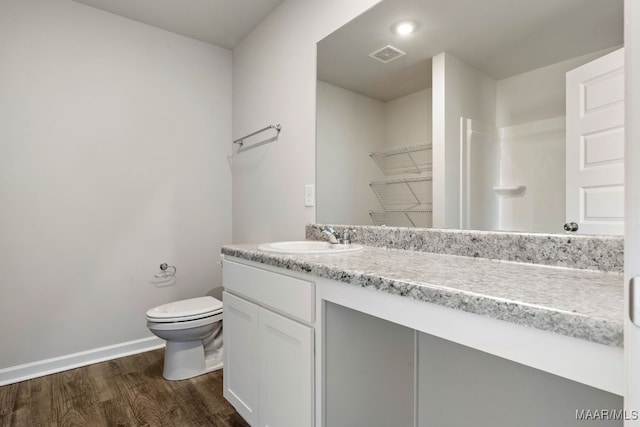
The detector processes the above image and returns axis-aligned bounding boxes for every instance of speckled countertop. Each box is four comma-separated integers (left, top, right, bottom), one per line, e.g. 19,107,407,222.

307,225,624,272
222,244,624,347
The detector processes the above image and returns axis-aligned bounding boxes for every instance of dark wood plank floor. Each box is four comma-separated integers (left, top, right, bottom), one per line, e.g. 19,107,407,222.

0,349,250,427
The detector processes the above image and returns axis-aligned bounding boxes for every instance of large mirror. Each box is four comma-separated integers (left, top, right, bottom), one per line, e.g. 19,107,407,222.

317,0,624,235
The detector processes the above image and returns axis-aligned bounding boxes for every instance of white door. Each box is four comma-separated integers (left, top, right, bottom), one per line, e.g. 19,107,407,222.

566,48,625,235
223,291,259,426
259,307,313,427
626,0,640,422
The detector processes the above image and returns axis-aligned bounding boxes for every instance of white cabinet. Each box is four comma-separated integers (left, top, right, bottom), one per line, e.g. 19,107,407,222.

222,259,315,427
223,291,259,425
259,307,313,427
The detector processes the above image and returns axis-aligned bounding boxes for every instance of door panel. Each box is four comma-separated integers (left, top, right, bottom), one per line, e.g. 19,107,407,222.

583,185,625,219
584,68,624,112
566,48,625,235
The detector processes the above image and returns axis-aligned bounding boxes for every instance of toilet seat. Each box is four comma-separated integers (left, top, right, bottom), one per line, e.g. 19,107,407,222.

146,296,223,323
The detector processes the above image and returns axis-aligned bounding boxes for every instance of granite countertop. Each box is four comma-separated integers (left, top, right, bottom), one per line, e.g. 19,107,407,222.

222,244,624,347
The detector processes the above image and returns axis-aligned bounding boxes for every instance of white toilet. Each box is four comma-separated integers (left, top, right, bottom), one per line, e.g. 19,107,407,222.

146,296,223,380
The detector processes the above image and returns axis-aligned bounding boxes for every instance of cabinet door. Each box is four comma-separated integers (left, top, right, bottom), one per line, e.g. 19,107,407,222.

259,307,314,427
223,291,259,426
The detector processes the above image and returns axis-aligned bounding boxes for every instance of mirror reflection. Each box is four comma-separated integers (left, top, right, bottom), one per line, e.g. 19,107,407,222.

316,0,624,235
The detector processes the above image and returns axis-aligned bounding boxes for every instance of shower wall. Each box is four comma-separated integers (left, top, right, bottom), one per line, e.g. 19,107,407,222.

496,117,566,233
460,118,499,231
460,116,566,234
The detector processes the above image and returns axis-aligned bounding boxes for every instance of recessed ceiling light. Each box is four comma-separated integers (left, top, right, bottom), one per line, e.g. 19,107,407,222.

394,20,418,36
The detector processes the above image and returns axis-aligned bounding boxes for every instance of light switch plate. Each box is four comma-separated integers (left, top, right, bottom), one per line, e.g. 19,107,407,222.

304,184,315,207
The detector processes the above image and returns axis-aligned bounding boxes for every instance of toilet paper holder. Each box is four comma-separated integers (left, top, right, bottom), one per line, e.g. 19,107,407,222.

155,263,177,279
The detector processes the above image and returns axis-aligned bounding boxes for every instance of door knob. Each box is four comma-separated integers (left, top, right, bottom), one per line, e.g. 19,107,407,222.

564,222,579,232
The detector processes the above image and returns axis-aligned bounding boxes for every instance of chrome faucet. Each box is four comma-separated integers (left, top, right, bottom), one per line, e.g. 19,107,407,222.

321,226,353,245
321,226,340,244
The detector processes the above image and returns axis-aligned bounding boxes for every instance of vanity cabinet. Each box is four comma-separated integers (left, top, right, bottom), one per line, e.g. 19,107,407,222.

222,259,315,427
222,242,624,426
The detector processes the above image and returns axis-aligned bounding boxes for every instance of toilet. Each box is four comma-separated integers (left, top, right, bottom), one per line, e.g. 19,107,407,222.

146,296,223,380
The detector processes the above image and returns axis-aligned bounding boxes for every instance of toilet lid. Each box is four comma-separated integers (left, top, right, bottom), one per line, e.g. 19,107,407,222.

146,296,223,322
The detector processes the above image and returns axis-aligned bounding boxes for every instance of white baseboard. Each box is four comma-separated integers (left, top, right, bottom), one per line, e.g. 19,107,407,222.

0,336,165,386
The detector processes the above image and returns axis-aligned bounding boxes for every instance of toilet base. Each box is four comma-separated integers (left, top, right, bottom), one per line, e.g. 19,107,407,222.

162,340,223,381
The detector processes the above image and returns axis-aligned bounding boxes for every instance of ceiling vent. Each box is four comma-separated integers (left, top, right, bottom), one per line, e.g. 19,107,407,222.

368,45,406,63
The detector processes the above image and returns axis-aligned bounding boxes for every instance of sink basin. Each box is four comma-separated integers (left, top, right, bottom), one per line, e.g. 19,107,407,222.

257,241,363,254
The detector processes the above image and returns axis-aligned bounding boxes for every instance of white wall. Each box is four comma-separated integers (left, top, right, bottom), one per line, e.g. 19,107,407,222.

316,81,385,225
231,0,382,244
0,0,231,373
496,47,620,128
384,88,432,150
316,83,432,227
383,88,433,227
432,52,497,229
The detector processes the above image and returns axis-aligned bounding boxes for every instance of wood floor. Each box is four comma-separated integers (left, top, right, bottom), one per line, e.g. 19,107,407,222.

0,349,250,427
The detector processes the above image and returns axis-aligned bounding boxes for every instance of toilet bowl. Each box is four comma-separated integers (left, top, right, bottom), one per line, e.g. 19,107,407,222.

146,296,223,380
